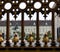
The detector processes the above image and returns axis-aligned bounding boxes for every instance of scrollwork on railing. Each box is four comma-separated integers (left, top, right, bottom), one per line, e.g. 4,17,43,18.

0,0,60,48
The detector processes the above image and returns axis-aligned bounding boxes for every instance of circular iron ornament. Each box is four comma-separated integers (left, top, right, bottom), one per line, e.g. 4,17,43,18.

4,3,12,10
49,1,56,9
19,2,26,10
34,2,42,9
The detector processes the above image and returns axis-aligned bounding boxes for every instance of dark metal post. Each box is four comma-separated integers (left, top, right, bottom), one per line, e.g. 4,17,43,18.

21,12,25,46
6,12,10,46
51,11,56,46
35,12,40,46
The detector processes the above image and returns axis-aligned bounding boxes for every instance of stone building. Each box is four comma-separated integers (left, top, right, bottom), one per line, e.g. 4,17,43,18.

0,15,60,40
0,20,51,39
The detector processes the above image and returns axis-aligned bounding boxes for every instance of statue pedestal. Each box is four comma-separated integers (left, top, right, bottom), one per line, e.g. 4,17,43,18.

35,41,40,47
51,41,56,47
0,42,1,45
14,42,17,47
6,40,10,47
44,42,48,47
21,40,25,47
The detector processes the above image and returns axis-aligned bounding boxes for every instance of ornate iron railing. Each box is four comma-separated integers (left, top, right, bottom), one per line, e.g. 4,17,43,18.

0,0,60,49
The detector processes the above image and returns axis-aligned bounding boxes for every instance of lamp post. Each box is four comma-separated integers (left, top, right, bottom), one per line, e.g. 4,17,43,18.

4,2,12,47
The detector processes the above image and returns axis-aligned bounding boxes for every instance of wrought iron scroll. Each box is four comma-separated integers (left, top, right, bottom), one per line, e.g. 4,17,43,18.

0,0,60,48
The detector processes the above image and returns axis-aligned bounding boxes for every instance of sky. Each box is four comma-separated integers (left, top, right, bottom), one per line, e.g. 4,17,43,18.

1,1,56,21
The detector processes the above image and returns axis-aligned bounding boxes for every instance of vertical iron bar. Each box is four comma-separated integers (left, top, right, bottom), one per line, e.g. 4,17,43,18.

36,12,40,46
51,11,56,47
21,12,25,46
6,12,10,46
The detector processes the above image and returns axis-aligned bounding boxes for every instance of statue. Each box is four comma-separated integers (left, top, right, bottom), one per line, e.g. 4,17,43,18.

12,33,19,47
28,32,34,47
43,32,49,47
0,33,4,47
